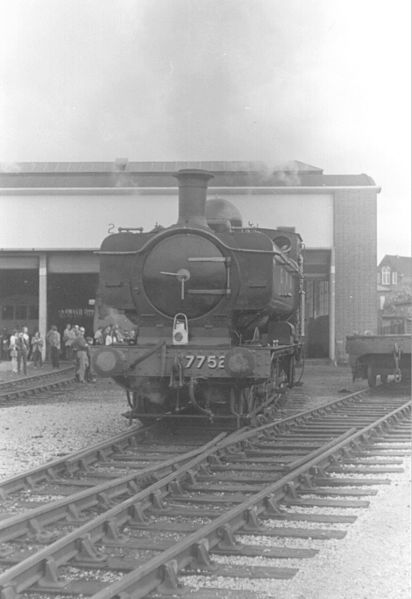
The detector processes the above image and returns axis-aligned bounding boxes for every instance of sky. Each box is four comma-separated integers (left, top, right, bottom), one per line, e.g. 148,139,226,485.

0,0,410,260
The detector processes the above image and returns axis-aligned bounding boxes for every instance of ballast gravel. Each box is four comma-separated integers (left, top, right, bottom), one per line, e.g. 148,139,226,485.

0,379,130,478
0,367,410,598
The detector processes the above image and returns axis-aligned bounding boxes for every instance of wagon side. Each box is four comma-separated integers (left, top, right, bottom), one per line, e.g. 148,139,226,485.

345,334,411,387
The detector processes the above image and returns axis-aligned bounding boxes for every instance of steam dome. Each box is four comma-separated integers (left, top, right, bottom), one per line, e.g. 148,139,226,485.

206,199,243,229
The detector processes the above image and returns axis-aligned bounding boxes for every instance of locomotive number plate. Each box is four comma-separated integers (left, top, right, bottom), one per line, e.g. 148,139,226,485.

185,354,225,369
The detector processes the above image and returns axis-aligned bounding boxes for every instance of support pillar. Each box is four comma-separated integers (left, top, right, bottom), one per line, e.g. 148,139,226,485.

329,247,336,365
39,254,47,361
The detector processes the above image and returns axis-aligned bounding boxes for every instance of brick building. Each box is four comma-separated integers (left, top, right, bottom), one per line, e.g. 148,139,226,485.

0,160,380,361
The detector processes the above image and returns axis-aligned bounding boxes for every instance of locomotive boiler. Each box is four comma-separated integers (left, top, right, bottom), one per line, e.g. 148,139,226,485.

91,169,304,423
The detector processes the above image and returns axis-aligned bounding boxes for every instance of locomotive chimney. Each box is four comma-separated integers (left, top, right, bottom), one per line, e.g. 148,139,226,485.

175,169,214,227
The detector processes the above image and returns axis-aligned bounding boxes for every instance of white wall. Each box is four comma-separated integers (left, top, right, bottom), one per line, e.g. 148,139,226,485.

220,193,333,248
0,193,176,249
0,191,333,249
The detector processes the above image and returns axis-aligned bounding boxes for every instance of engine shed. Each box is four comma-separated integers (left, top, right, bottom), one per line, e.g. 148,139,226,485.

0,160,380,362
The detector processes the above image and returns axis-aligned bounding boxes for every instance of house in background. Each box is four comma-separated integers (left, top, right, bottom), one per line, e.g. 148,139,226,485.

377,255,412,334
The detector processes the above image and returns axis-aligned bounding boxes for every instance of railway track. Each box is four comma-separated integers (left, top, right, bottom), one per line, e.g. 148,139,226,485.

0,387,410,598
0,421,235,511
0,385,370,503
0,367,75,405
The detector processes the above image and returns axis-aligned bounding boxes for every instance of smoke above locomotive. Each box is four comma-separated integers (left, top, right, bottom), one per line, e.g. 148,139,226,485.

91,169,304,422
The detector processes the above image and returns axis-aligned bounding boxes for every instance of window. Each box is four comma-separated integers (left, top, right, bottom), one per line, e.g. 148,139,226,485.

305,279,329,318
381,266,391,285
392,271,398,285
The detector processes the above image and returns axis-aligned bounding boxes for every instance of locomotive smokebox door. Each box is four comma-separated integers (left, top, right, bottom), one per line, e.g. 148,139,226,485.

142,233,229,318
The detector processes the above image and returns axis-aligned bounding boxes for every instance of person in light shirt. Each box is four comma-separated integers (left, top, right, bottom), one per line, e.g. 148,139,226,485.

63,324,76,360
15,331,29,375
9,330,18,374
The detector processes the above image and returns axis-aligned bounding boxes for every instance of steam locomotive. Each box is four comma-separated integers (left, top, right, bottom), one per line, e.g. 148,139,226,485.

91,169,304,422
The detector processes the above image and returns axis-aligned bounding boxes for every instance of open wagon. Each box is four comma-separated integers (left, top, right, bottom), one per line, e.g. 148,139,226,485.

346,334,411,387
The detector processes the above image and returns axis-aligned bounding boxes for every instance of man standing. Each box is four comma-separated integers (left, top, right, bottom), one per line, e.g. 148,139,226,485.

71,326,89,382
47,325,61,368
31,331,44,367
15,331,29,375
63,324,76,360
22,326,30,359
8,330,18,373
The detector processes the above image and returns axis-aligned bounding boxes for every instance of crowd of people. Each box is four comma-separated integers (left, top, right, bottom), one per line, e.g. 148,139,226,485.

2,323,127,382
93,325,137,346
3,323,137,381
7,326,32,376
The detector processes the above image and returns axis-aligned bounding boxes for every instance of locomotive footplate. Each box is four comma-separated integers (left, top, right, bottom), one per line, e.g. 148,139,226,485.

91,342,296,381
91,342,299,422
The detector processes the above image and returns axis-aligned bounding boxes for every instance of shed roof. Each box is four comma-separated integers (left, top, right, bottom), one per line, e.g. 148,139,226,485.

0,160,377,189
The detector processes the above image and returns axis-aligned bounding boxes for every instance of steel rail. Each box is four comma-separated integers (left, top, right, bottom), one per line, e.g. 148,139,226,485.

0,432,228,544
0,389,377,549
0,388,392,539
0,367,74,390
0,399,409,598
0,386,399,502
0,367,75,401
89,399,412,599
0,387,364,497
0,386,372,499
0,395,375,545
0,422,161,498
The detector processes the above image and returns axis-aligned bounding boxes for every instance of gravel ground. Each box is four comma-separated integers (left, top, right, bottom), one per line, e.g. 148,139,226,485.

0,376,130,478
0,361,410,598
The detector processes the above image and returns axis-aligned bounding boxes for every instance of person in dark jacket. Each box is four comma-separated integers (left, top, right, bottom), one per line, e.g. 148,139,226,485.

71,327,89,382
31,331,44,368
46,325,61,368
